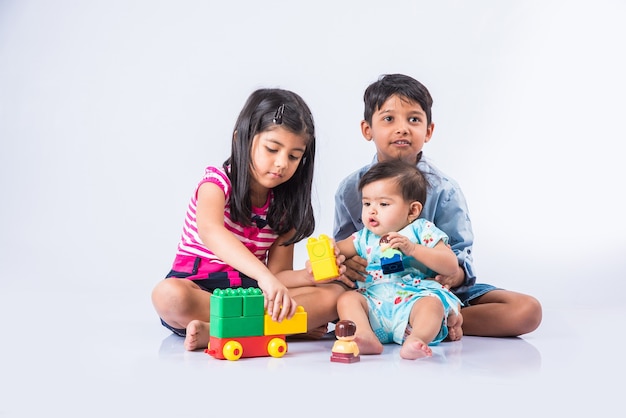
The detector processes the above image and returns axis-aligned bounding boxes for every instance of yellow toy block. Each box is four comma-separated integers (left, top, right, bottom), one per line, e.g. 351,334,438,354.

264,306,307,336
306,234,339,281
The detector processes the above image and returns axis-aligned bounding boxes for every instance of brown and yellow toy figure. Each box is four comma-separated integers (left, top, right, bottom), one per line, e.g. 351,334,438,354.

331,320,360,363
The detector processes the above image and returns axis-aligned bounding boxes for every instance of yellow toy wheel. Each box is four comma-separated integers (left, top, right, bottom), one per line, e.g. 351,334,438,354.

267,338,287,358
223,340,243,361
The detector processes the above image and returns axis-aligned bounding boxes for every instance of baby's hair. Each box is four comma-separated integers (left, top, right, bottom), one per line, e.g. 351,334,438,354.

363,74,433,126
358,159,429,206
224,88,316,246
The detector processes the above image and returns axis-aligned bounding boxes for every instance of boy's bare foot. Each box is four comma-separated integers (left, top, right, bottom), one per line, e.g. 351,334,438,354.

354,334,384,355
445,311,463,341
184,320,210,351
400,338,433,360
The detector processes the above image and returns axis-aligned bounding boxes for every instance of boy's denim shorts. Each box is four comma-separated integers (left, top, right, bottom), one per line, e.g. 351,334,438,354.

454,283,499,306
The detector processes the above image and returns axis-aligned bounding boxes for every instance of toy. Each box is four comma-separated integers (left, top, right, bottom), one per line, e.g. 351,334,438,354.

205,287,307,360
379,234,404,275
330,320,360,363
306,234,339,281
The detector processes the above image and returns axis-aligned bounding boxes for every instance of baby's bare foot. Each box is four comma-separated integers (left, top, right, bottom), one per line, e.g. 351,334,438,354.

184,320,210,351
400,339,432,360
445,310,463,341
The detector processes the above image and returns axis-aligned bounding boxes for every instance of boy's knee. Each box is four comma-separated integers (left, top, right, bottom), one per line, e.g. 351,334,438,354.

520,296,542,333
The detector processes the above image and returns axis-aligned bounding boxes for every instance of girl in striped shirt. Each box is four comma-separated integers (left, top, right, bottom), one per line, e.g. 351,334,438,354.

152,88,350,351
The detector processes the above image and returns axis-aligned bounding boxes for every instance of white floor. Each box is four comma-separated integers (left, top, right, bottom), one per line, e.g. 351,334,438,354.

1,288,624,417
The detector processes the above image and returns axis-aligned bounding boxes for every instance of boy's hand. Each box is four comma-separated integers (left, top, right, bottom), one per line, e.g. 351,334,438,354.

432,265,464,289
305,246,351,287
342,255,367,286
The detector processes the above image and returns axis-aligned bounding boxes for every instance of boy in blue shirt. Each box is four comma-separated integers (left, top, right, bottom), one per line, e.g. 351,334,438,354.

333,74,542,340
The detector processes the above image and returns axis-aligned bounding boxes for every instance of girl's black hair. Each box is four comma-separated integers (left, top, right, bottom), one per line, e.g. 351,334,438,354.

223,88,316,246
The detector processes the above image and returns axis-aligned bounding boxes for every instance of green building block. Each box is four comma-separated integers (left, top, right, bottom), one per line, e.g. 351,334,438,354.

210,315,264,338
211,287,263,318
210,287,265,338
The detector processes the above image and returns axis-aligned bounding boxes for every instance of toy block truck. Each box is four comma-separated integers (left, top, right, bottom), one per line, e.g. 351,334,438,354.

205,287,307,360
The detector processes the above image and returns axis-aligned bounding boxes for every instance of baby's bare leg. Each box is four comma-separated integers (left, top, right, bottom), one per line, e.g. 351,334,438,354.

337,291,383,355
400,296,444,360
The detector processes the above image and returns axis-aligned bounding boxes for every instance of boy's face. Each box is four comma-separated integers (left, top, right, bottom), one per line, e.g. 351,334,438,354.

361,94,434,164
360,178,421,237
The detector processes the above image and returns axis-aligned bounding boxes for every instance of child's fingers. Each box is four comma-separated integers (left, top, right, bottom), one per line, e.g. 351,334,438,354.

265,291,279,316
273,293,294,322
268,291,285,321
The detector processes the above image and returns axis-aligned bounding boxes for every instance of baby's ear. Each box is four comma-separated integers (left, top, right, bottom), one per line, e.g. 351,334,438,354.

409,201,423,221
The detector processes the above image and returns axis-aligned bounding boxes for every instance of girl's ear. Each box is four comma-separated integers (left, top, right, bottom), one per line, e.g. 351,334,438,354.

408,201,423,222
233,130,238,141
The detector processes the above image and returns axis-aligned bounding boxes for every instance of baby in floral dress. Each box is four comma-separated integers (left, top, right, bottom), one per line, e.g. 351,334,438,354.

333,160,462,360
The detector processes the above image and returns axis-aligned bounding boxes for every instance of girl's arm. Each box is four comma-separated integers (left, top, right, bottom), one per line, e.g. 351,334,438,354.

268,237,313,288
195,182,296,321
385,232,458,277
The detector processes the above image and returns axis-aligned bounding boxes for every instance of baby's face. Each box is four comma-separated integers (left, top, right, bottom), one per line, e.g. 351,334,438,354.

360,178,413,236
364,94,434,164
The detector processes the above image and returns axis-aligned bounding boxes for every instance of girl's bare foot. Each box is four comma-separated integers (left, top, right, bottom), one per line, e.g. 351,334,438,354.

400,338,432,360
184,320,210,351
354,334,383,355
445,310,463,341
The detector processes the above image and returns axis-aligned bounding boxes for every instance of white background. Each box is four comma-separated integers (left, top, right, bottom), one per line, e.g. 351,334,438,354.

2,2,626,417
1,0,625,317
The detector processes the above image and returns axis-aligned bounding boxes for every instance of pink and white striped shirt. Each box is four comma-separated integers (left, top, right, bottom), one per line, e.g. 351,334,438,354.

175,166,278,273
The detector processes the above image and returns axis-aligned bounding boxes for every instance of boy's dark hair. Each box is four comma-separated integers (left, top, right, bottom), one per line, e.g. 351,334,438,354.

224,88,316,246
358,159,429,206
363,74,433,126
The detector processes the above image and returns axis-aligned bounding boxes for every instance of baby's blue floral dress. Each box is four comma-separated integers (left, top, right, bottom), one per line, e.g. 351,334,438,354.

352,219,462,345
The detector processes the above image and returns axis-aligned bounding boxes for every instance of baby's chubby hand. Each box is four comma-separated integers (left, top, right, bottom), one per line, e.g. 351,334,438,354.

384,232,416,255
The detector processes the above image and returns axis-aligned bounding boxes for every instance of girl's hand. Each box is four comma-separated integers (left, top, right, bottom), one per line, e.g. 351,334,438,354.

262,279,297,322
